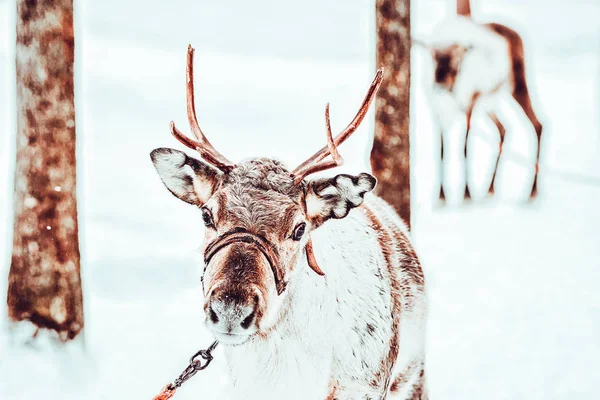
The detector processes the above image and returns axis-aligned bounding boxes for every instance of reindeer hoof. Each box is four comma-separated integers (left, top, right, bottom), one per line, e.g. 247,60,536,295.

438,187,446,206
528,190,538,201
529,183,538,200
464,186,471,200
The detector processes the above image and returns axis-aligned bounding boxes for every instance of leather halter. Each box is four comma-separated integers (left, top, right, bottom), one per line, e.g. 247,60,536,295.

203,229,326,296
204,228,287,295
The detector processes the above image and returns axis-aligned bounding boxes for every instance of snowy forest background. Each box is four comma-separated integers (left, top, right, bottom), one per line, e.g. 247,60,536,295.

1,0,599,398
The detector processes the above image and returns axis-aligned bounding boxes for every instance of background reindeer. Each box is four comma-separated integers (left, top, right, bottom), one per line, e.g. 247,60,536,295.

424,0,544,201
150,46,428,399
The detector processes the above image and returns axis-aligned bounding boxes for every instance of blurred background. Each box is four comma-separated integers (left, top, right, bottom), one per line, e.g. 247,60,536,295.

0,0,599,398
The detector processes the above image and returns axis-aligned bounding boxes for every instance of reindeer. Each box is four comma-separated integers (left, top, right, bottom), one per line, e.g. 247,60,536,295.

150,46,428,399
424,0,543,201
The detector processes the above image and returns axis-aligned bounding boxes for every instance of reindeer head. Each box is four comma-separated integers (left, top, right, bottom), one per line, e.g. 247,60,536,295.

431,44,472,91
151,46,382,346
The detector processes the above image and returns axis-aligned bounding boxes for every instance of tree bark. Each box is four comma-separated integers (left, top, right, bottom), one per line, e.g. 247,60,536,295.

371,0,412,227
7,0,83,341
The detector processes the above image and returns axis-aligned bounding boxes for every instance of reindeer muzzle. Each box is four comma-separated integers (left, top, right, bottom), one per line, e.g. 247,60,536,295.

204,229,287,295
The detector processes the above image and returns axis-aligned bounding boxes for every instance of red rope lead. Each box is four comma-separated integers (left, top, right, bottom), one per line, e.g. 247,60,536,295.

153,385,176,400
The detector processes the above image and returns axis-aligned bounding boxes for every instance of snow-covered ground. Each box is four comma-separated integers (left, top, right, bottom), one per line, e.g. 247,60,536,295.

1,0,599,398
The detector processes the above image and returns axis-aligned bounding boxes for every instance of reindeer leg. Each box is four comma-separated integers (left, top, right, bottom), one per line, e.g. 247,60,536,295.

439,130,446,202
513,92,543,199
487,112,506,196
409,369,428,400
510,55,543,199
531,148,541,198
462,92,482,201
463,108,474,200
530,122,543,199
388,361,428,399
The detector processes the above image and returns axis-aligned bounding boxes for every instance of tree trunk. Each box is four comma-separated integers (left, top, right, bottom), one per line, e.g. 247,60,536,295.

7,0,83,342
371,0,412,227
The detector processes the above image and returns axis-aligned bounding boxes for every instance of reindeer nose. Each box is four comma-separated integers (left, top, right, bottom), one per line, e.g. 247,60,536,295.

206,288,259,333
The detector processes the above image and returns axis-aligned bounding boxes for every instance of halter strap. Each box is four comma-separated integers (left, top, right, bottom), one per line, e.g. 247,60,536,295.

204,228,287,295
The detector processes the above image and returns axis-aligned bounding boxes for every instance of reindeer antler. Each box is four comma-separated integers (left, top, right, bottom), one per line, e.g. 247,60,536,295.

170,45,236,173
291,69,384,185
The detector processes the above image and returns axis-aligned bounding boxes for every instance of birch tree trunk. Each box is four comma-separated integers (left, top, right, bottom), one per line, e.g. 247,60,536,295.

7,0,83,342
371,0,412,227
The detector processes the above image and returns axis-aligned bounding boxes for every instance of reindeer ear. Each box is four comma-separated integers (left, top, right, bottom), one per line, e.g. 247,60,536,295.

305,173,376,227
150,148,220,206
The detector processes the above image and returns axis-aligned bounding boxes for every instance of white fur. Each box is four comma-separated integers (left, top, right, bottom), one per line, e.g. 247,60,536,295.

217,195,427,399
425,16,511,115
152,151,191,194
151,149,219,205
192,175,214,204
305,192,328,220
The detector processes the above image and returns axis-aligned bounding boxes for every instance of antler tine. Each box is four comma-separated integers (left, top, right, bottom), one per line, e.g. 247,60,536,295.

292,103,344,185
169,45,235,173
170,121,199,150
169,122,230,169
291,68,384,182
185,45,206,142
324,103,343,165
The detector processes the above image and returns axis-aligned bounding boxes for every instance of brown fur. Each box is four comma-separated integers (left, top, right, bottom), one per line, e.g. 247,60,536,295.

484,22,543,197
409,367,427,400
431,45,468,92
487,111,506,194
326,379,340,400
361,204,402,393
361,199,427,398
457,0,471,17
389,361,417,392
204,244,269,328
389,361,427,399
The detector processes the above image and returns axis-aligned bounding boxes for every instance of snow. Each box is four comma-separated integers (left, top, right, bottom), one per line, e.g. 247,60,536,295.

1,0,599,398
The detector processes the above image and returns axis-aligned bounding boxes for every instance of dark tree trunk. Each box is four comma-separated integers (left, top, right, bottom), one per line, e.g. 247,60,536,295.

7,0,83,342
371,0,412,227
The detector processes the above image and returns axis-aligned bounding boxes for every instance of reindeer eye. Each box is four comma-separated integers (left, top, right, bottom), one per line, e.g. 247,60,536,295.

201,208,215,228
291,223,306,241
